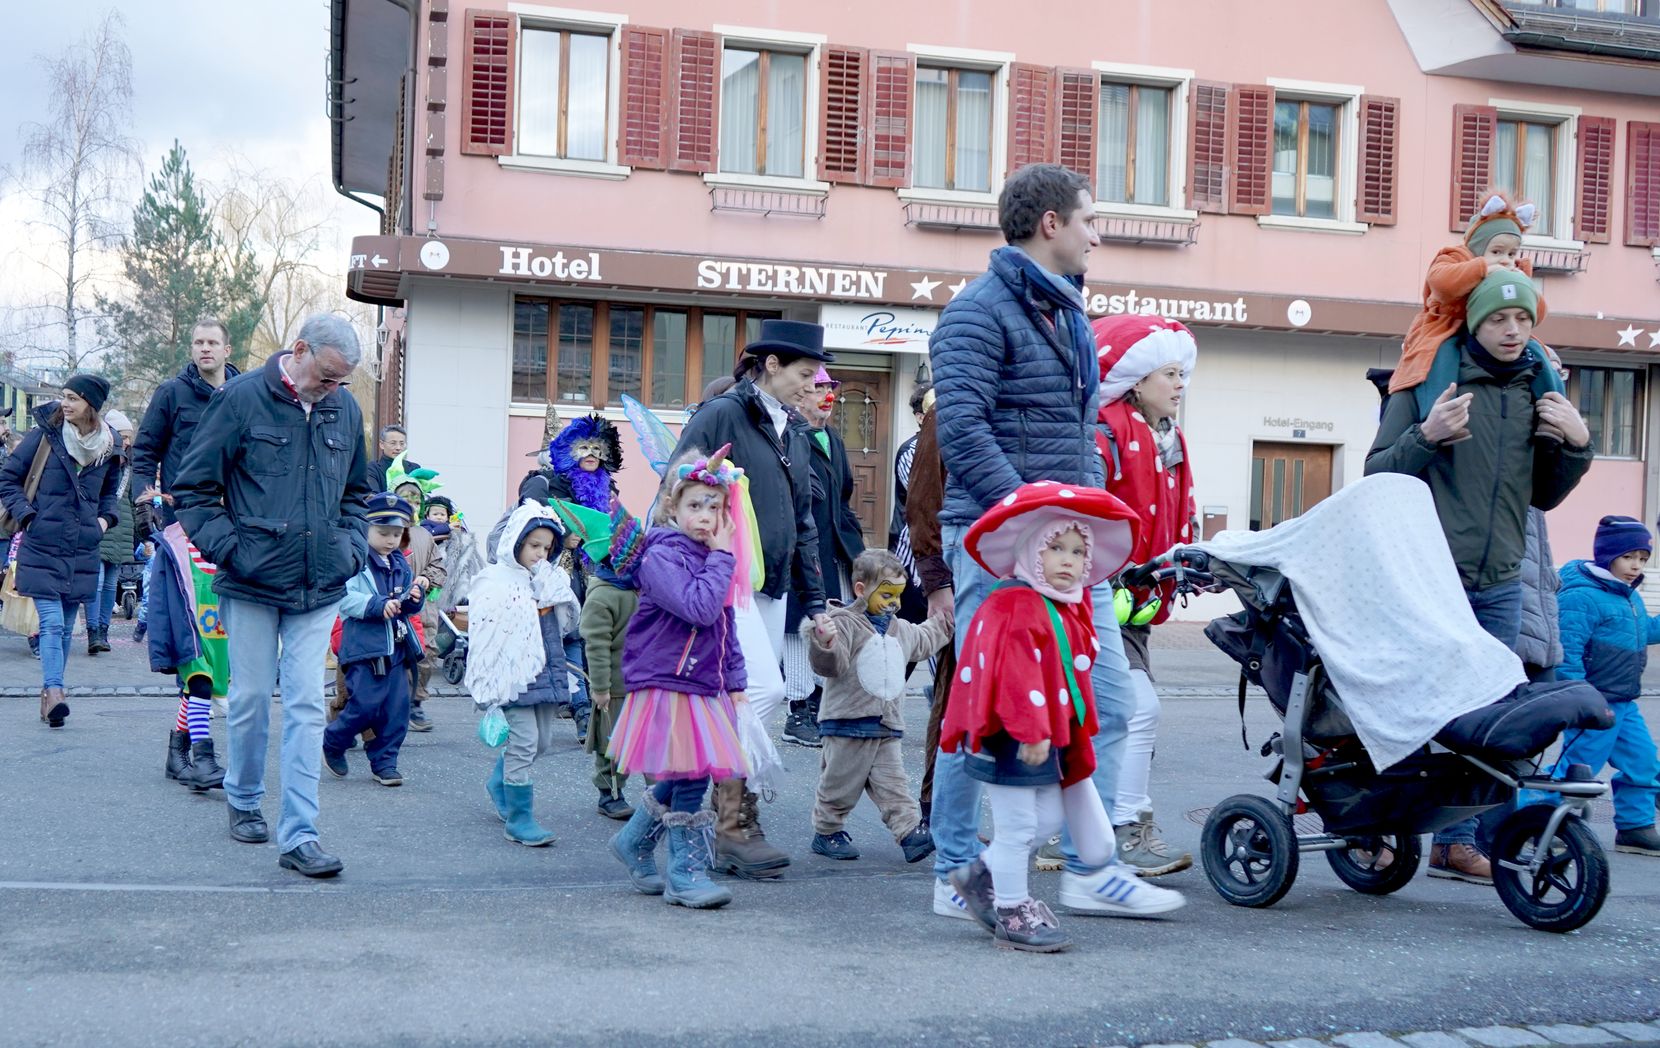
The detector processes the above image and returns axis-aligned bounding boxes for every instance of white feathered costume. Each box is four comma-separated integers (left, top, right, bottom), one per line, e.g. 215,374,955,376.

463,499,579,710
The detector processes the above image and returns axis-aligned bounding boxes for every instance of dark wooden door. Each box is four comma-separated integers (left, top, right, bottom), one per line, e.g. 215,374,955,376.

827,369,893,547
1249,441,1334,530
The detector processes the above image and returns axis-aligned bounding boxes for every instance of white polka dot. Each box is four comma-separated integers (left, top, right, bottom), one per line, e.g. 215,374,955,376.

976,621,983,636
1057,693,1068,708
1058,488,1076,499
1127,441,1141,452
1091,638,1100,652
978,652,985,670
1131,412,1146,423
1168,476,1176,488
1074,654,1092,671
1002,492,1019,507
1148,505,1157,516
960,667,973,683
1033,647,1042,661
1028,690,1046,707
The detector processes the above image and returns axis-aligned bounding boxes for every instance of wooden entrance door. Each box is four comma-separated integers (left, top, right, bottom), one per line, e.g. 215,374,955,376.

1249,441,1334,530
827,369,893,546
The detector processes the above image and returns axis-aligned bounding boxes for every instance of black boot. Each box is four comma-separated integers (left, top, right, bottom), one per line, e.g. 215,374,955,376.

166,730,194,782
184,738,226,791
96,625,112,653
782,700,821,748
87,628,100,656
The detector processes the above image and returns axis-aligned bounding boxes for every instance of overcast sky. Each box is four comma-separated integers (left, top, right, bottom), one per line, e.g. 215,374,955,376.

1,1,373,305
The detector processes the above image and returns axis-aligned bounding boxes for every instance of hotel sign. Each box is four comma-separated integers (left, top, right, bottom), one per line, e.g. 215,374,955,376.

347,234,1648,348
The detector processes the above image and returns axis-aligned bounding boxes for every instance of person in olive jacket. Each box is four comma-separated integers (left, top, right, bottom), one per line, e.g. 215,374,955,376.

0,375,125,729
1365,269,1592,884
172,314,372,880
670,318,831,880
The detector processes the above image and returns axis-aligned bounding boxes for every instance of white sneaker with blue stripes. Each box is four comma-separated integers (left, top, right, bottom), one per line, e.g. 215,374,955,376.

932,878,977,921
1059,863,1186,917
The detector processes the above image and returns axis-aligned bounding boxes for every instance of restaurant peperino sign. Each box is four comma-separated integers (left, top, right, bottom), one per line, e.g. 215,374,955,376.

348,233,1655,349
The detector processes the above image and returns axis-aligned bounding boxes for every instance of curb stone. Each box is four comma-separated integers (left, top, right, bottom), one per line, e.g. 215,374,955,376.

1201,1024,1659,1048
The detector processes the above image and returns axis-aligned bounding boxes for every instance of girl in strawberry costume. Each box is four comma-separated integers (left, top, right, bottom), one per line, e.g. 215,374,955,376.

941,482,1184,953
1091,314,1199,876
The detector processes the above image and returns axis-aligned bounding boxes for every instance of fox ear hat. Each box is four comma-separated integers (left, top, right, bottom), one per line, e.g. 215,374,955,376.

1465,192,1534,254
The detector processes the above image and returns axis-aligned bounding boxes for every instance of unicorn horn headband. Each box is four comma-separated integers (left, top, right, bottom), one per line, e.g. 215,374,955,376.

676,443,744,488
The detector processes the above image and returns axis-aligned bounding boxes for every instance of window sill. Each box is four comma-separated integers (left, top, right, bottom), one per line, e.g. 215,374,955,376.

703,172,830,195
498,156,631,180
508,402,690,423
896,186,999,208
1256,214,1368,236
1522,233,1586,253
1094,202,1199,223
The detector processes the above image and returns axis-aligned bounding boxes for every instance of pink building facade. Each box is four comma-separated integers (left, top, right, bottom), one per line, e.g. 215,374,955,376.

331,0,1660,595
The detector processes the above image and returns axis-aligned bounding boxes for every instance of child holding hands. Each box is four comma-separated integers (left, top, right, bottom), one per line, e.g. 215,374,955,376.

608,446,751,909
941,483,1183,953
805,548,951,863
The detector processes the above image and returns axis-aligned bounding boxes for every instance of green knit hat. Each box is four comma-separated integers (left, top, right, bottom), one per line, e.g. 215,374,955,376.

1465,216,1523,255
1466,270,1539,331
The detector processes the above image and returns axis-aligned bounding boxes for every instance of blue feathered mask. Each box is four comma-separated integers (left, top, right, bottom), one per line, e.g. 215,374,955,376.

548,413,623,513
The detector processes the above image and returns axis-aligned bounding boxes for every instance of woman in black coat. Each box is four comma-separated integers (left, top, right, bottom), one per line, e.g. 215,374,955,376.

0,375,125,727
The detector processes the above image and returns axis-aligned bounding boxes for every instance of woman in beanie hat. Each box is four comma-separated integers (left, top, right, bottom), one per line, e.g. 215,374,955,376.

1530,516,1660,856
1389,192,1546,394
1088,315,1198,877
0,373,126,726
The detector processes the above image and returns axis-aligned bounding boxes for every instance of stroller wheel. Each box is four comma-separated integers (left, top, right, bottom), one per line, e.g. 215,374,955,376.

1326,832,1421,895
121,592,137,620
1491,804,1609,933
1201,794,1299,908
442,653,466,686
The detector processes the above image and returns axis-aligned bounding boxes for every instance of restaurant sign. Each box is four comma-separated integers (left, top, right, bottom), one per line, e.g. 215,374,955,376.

821,303,938,352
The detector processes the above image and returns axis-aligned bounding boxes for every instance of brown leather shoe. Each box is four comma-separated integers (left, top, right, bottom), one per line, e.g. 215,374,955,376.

40,687,69,728
712,778,791,879
1428,842,1492,884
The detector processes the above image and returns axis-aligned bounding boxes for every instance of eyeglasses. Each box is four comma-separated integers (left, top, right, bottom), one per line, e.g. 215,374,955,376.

1113,586,1161,627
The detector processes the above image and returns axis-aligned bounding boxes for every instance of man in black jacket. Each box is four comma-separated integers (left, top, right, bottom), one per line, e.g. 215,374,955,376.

366,425,418,493
131,318,239,528
174,313,372,879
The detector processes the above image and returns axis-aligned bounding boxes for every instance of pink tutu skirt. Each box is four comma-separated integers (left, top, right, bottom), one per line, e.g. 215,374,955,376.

608,687,748,780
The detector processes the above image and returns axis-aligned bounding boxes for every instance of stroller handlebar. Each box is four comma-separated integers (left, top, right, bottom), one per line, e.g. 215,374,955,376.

1118,547,1216,593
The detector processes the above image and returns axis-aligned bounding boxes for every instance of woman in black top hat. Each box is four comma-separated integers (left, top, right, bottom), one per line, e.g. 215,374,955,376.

670,318,832,879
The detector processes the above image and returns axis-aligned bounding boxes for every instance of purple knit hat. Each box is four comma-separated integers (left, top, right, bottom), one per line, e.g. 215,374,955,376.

1593,515,1651,569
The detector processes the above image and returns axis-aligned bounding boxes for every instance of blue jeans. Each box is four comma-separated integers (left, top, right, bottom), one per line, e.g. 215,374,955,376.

326,659,412,776
90,561,119,630
565,635,591,717
138,555,153,625
651,775,710,813
1438,579,1526,846
35,599,82,689
931,522,996,879
221,597,338,853
1057,582,1137,873
1522,702,1659,830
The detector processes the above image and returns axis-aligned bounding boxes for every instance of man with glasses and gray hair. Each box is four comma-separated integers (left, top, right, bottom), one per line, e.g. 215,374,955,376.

174,313,373,878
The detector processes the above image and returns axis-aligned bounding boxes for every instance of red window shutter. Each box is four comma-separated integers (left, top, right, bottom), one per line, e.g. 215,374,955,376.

1187,80,1230,214
668,29,720,174
1628,120,1660,246
819,46,868,184
1007,63,1056,174
460,10,515,156
1229,83,1273,215
1572,114,1615,244
1055,68,1098,183
619,26,670,170
1450,103,1497,232
1356,94,1401,226
868,50,913,188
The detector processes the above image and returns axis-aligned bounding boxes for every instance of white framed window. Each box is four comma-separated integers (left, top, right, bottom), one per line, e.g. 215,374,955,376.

1487,98,1583,247
1259,78,1366,235
703,26,826,192
914,66,995,193
503,5,630,179
896,44,1011,207
1090,62,1194,220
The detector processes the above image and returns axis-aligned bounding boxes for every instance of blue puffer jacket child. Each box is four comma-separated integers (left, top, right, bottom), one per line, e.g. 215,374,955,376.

338,548,427,668
1557,559,1660,703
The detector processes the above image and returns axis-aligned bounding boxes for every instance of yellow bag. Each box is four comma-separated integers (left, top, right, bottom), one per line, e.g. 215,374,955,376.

1,563,39,637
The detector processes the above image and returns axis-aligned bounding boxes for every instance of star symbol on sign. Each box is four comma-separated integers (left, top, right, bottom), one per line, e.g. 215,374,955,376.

947,278,968,298
910,276,942,301
1616,324,1641,347
1649,329,1660,349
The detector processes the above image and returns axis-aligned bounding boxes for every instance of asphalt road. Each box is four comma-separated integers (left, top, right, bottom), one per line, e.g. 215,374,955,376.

4,620,1658,1048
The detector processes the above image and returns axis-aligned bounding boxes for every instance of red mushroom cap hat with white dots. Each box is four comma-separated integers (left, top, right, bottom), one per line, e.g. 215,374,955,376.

965,481,1142,588
1093,314,1197,405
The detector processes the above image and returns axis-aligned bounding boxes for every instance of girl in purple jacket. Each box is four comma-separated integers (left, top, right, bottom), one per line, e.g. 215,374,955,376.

608,446,750,909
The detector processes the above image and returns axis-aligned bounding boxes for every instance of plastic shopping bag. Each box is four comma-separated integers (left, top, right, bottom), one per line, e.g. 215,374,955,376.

477,705,510,748
735,699,784,801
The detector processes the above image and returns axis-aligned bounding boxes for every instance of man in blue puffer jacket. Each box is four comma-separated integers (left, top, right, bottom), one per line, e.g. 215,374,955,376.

928,163,1159,921
1548,515,1660,855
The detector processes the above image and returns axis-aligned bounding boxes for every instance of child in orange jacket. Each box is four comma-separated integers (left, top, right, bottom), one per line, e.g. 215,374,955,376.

1389,193,1545,394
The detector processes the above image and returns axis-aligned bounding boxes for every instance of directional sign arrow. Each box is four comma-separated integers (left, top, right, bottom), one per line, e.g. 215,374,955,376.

371,254,389,268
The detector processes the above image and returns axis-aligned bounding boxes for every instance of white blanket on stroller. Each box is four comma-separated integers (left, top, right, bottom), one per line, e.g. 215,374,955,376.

1197,473,1525,770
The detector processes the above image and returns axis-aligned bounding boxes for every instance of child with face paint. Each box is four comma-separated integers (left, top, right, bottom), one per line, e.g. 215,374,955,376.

803,549,952,864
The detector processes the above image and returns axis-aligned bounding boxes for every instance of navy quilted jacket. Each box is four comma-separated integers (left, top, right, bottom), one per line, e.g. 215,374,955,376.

932,247,1102,525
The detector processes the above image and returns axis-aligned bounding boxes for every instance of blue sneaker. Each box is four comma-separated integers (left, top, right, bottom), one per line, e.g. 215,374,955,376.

811,831,860,860
323,750,349,778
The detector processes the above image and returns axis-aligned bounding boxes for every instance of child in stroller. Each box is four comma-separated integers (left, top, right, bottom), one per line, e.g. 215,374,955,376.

1136,474,1616,932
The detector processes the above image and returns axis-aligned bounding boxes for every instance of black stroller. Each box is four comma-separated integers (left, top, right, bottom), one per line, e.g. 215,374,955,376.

1122,547,1617,932
116,562,145,619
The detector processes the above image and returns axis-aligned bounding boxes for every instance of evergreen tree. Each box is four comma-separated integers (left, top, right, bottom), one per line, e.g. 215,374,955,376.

98,141,266,398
